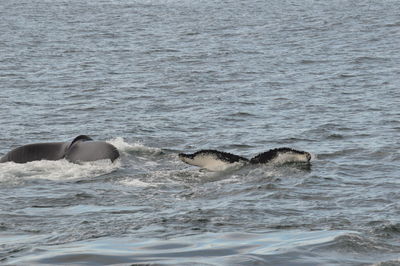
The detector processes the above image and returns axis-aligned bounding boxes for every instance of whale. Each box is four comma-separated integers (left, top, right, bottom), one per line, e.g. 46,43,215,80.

178,150,249,171
0,135,120,164
179,148,311,171
250,147,311,164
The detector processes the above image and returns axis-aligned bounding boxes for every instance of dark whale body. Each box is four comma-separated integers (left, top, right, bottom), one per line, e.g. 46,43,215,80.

0,135,119,164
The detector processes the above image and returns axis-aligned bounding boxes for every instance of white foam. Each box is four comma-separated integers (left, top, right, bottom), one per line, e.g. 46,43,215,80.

270,152,310,165
0,159,120,184
118,178,154,188
107,137,162,154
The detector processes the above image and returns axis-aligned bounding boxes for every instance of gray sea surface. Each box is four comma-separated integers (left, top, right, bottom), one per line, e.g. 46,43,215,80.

1,0,400,265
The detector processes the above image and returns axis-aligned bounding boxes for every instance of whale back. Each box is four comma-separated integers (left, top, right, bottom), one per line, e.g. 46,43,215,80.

65,140,120,163
0,142,69,163
250,148,311,164
179,149,248,171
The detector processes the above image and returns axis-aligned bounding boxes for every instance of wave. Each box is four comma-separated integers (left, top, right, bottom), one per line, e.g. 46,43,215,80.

372,222,400,238
319,233,400,254
6,230,359,265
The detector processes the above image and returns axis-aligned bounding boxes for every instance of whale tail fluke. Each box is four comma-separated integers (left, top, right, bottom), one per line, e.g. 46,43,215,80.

71,135,93,145
250,147,311,165
65,135,120,163
0,135,119,164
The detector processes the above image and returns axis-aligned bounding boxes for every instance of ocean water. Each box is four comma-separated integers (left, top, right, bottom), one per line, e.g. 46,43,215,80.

1,0,400,265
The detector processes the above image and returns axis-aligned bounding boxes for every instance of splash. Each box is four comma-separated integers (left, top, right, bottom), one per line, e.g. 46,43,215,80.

107,137,162,155
0,159,120,185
